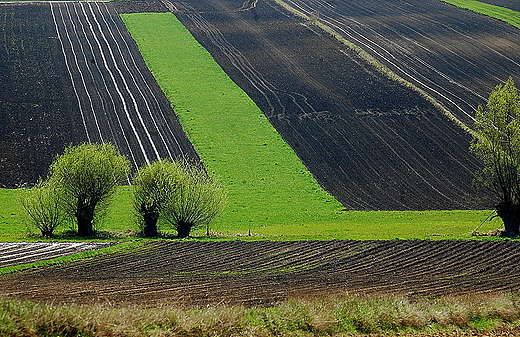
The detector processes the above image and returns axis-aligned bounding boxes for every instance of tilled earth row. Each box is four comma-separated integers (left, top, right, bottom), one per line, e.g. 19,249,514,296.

1,240,519,307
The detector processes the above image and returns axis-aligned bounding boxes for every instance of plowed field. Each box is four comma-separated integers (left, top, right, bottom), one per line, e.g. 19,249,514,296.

278,0,520,125
477,0,520,12
0,1,197,188
1,0,515,211
168,0,487,210
1,240,519,307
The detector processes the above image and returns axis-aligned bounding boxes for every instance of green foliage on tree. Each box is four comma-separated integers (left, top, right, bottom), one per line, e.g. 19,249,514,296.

22,180,65,237
47,143,131,237
471,77,520,236
133,159,180,237
133,159,226,238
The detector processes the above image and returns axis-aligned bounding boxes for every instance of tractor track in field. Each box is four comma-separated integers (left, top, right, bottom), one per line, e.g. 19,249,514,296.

1,240,520,307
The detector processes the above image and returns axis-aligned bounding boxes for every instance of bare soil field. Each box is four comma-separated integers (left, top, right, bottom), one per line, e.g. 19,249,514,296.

278,0,520,126
0,1,197,188
0,0,512,211
0,240,519,307
169,0,486,210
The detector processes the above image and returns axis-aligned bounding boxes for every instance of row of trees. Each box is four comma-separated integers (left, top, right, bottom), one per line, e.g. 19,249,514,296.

23,143,226,238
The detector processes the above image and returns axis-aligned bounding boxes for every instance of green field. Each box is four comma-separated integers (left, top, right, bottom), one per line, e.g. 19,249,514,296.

0,179,502,241
441,0,520,28
0,12,504,241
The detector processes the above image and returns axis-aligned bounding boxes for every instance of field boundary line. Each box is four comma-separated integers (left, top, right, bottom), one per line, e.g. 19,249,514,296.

440,0,520,29
271,0,473,135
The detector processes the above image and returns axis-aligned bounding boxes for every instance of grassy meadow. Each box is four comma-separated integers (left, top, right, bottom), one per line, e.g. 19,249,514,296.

0,186,502,240
442,0,520,28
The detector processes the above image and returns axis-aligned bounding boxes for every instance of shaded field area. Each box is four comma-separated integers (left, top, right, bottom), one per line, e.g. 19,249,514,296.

168,0,486,210
1,240,519,307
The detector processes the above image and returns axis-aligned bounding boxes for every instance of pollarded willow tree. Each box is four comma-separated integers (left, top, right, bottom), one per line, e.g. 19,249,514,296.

471,77,520,236
133,159,226,238
163,160,226,238
133,159,181,237
48,143,130,236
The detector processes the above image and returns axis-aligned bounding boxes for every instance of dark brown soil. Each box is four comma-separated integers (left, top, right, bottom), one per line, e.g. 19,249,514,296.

0,3,83,187
169,0,488,210
0,0,513,211
1,240,519,307
0,1,197,188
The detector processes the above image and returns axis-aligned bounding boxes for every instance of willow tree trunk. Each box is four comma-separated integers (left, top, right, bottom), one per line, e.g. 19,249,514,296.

496,203,520,236
76,214,94,236
176,221,193,238
143,212,159,237
75,202,96,237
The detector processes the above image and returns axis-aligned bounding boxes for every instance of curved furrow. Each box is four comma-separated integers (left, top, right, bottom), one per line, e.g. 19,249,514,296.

282,0,478,121
50,2,94,142
294,116,410,209
48,2,199,175
344,241,489,279
0,242,114,268
91,2,174,161
355,117,462,209
56,2,151,164
83,2,157,163
286,0,520,124
104,16,191,162
408,113,480,176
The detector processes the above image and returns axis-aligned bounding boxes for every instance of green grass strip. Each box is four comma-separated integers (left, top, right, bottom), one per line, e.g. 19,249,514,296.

441,0,520,29
121,13,344,233
0,186,504,239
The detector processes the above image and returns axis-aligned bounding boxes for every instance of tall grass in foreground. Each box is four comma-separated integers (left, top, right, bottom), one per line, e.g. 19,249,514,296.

441,0,520,29
1,293,520,336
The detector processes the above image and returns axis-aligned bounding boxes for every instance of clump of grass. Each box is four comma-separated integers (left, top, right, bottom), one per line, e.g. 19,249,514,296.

1,293,520,336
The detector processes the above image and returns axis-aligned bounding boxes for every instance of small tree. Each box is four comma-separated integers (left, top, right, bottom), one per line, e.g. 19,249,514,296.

48,143,130,236
133,159,181,237
22,180,65,237
471,77,520,236
161,160,226,238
